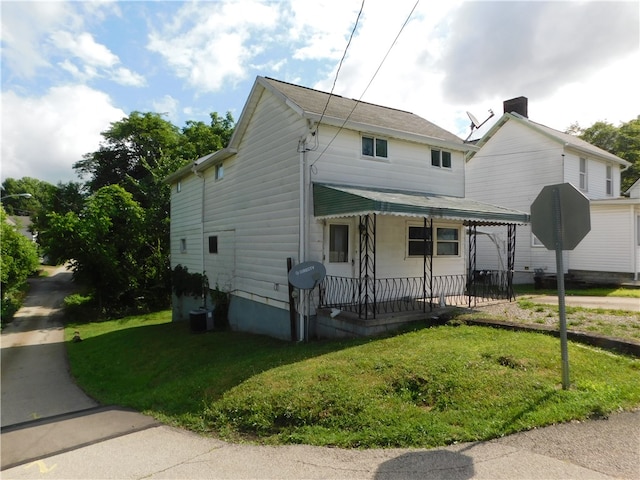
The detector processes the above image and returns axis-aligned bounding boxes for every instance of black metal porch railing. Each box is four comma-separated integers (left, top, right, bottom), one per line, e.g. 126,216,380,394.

319,271,513,319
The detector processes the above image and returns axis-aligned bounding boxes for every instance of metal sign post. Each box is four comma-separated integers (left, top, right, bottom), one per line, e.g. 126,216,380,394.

531,183,590,390
552,188,570,389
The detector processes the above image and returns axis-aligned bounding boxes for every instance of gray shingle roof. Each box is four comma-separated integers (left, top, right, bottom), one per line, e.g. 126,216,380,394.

262,77,463,144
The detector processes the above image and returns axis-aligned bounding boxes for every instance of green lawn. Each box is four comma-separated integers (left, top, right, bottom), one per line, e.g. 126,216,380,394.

65,311,640,448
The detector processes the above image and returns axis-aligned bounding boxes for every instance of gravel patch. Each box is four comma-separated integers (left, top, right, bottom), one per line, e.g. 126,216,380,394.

461,297,640,343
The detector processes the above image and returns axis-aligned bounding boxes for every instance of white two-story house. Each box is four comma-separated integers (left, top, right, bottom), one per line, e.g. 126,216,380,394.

466,97,637,285
166,77,529,340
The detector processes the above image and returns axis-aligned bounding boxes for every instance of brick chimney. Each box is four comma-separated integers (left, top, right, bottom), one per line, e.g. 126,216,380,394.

503,96,528,118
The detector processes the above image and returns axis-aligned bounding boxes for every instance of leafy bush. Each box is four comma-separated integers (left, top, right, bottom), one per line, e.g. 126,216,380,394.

1,207,39,323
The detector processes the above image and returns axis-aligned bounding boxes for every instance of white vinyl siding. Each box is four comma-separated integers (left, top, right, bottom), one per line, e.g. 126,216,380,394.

170,173,204,273
202,89,302,304
312,125,465,197
571,204,636,273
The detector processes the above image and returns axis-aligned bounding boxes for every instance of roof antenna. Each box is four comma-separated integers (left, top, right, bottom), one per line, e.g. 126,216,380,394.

465,109,494,141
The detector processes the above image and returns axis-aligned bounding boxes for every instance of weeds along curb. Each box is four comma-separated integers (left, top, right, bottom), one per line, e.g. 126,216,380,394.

457,318,640,358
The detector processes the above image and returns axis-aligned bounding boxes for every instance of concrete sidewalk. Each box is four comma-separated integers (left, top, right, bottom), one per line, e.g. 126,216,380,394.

1,409,638,479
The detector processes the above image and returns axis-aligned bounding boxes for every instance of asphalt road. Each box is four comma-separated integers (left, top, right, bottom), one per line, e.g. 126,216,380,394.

1,267,638,479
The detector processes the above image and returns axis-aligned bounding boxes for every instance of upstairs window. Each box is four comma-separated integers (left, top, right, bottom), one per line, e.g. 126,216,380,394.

176,181,182,193
579,157,588,191
362,136,388,159
180,238,187,253
431,149,452,168
606,165,613,195
215,164,224,180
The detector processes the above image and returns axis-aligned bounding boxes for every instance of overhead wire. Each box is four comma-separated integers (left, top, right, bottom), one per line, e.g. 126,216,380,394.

309,0,420,170
313,0,366,140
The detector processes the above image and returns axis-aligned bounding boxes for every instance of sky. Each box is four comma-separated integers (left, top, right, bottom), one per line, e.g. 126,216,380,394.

1,0,639,185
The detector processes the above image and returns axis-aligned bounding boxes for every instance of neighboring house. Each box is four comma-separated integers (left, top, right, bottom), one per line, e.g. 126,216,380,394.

7,216,35,242
166,77,529,340
465,97,637,284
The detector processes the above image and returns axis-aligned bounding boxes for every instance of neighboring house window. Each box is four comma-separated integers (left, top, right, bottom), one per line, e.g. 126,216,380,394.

208,236,218,254
436,227,459,255
407,225,459,256
176,181,181,193
579,157,588,191
180,238,187,253
329,224,349,262
532,234,544,247
606,165,613,195
362,136,388,159
408,225,432,256
215,164,224,180
431,149,452,168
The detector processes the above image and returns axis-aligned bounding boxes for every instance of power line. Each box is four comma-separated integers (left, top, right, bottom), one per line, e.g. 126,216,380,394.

316,0,366,132
310,0,420,169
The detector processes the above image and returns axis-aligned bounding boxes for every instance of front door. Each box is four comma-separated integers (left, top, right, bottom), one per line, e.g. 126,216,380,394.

324,220,355,278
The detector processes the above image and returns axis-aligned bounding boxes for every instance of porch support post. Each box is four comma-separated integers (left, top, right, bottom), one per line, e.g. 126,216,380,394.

424,218,433,312
422,217,427,313
507,224,516,301
359,214,376,320
468,223,477,308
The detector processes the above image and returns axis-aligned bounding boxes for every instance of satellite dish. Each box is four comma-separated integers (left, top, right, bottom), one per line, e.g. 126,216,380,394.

288,261,326,290
467,111,480,129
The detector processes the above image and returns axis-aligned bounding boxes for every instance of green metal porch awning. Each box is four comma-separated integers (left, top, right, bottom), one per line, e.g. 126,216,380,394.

313,183,530,225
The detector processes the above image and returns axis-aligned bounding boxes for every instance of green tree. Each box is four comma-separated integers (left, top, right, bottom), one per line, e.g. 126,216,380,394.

1,177,55,216
61,111,234,313
42,185,147,312
1,206,40,320
575,116,640,192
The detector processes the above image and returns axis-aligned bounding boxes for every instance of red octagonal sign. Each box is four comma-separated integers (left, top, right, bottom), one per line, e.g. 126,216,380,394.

530,183,591,250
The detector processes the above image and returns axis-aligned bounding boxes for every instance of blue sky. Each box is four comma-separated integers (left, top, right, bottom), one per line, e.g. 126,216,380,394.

2,0,639,185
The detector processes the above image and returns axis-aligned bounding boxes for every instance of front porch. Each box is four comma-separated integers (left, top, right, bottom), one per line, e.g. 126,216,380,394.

312,183,529,338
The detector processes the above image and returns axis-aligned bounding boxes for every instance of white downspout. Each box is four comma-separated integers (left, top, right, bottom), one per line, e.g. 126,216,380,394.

298,138,307,341
192,163,206,306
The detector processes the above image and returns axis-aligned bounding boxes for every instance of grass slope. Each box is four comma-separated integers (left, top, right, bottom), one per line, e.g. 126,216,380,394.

66,312,640,449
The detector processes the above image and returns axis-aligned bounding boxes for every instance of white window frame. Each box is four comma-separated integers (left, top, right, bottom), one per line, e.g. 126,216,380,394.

180,238,187,253
532,233,545,248
176,181,182,193
361,135,388,159
579,157,588,191
431,149,452,169
215,163,224,180
606,165,613,196
406,223,460,257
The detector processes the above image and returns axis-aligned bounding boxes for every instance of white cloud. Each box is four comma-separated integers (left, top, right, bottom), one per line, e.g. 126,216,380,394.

1,85,125,185
0,1,80,77
147,0,282,92
50,31,119,68
152,95,180,123
111,67,147,87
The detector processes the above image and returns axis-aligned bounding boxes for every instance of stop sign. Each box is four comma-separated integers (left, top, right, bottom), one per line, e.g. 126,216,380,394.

530,183,591,250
